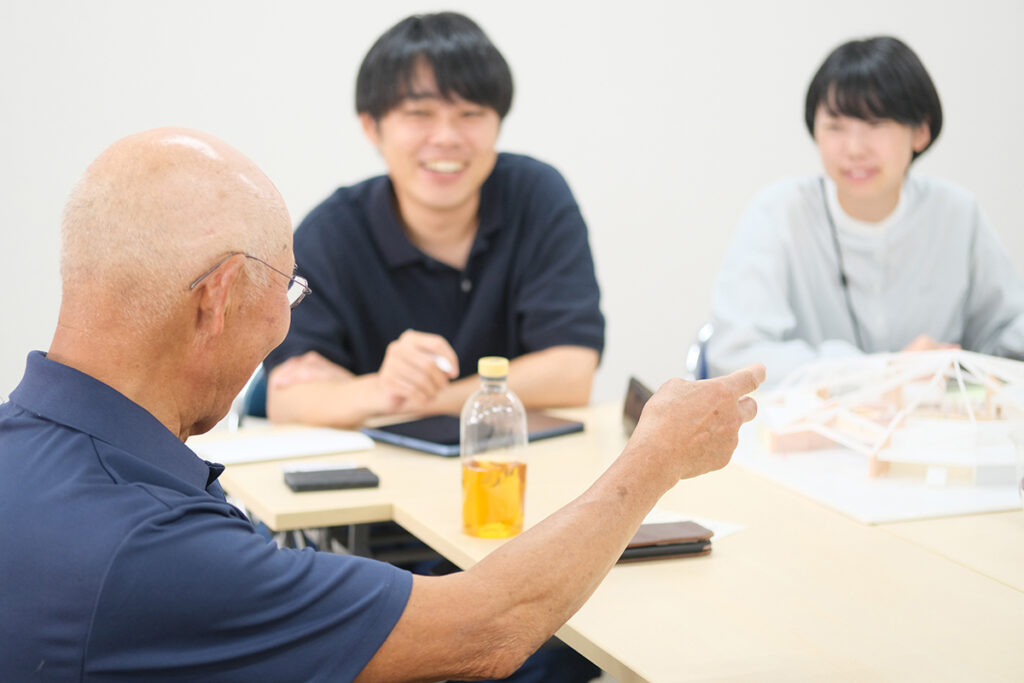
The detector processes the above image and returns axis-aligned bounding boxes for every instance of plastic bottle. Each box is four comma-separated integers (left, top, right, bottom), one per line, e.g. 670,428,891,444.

460,356,528,538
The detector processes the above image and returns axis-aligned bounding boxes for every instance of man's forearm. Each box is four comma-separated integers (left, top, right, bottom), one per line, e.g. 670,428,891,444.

267,344,600,426
357,440,674,682
407,345,599,416
468,441,673,632
508,345,598,407
266,374,385,428
356,369,764,682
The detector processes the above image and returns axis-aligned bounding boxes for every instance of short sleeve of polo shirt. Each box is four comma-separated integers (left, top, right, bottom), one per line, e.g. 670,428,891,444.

502,159,604,355
83,494,411,681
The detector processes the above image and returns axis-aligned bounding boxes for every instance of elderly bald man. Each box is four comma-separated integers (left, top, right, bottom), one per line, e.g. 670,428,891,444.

0,128,765,681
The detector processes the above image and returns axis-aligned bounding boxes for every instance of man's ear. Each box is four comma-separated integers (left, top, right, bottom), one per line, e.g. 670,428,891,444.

360,113,381,147
192,255,246,341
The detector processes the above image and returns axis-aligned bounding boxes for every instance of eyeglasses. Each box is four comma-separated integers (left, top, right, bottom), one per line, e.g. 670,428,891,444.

189,252,311,309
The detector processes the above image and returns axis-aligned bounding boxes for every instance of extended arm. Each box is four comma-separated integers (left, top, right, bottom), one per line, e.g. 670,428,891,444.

267,344,598,428
266,329,459,427
417,345,599,414
266,358,389,428
357,366,764,681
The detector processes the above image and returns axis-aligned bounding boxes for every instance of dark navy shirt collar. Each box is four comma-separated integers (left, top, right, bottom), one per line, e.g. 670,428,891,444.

9,351,221,493
369,154,505,270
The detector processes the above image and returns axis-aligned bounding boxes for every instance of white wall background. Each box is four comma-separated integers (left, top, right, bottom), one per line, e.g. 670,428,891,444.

2,0,1022,403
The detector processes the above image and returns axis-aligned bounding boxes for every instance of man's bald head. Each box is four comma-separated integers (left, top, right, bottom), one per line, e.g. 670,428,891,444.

60,127,291,328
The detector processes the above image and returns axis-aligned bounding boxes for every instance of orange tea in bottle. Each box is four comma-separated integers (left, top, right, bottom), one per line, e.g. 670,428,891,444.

462,458,526,538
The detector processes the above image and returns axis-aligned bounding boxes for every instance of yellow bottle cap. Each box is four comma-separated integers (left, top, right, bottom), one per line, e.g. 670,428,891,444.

478,356,509,379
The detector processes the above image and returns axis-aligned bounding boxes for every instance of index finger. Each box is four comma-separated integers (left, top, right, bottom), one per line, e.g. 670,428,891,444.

715,363,766,397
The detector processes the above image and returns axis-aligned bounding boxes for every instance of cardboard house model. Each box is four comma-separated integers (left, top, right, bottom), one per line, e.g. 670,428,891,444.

760,350,1024,486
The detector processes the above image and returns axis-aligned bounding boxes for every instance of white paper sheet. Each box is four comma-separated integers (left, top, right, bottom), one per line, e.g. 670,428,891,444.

189,428,374,465
734,423,1021,524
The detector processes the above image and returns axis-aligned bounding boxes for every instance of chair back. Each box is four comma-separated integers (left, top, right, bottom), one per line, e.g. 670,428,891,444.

243,365,268,418
685,323,714,380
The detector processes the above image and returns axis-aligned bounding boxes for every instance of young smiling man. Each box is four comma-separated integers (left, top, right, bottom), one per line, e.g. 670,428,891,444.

264,12,604,427
707,35,1024,383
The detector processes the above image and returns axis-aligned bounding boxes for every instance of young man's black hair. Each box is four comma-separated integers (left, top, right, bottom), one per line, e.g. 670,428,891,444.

804,36,943,160
355,12,514,121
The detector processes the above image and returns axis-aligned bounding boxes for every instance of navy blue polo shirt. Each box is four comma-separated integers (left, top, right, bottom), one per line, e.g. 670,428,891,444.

264,152,604,378
0,352,412,681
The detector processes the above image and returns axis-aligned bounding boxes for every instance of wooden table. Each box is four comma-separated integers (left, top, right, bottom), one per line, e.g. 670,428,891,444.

215,403,1024,682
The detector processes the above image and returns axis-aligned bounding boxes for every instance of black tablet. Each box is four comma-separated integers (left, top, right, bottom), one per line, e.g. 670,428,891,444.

362,412,584,457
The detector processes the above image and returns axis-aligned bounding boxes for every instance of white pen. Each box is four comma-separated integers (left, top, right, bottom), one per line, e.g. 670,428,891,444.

432,355,454,375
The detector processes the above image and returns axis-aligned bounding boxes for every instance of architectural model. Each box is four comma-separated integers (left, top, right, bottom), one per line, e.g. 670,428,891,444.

759,350,1024,485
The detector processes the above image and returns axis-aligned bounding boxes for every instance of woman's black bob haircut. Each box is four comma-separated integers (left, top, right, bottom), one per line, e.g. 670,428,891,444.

805,36,943,160
355,12,514,121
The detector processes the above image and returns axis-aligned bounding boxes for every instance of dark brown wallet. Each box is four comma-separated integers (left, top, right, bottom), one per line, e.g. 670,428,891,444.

618,520,714,562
